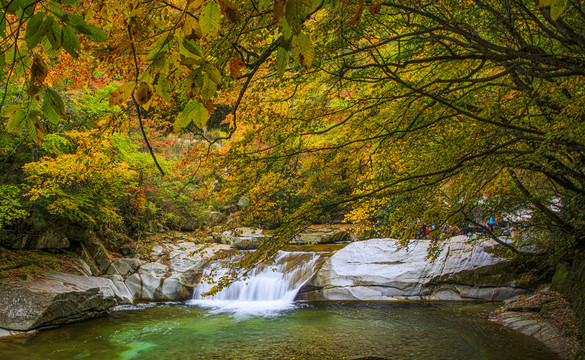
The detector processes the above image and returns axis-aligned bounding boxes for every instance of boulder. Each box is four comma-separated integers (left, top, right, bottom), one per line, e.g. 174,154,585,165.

237,196,250,208
291,229,350,244
230,235,266,250
127,243,230,301
124,272,191,301
105,258,141,278
203,211,226,226
0,272,132,331
7,230,70,250
75,244,100,276
150,245,166,257
80,238,111,274
71,259,93,277
30,230,70,249
168,250,200,272
298,236,528,301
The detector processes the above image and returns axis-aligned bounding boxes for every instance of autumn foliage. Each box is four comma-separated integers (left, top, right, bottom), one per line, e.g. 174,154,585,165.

0,0,584,266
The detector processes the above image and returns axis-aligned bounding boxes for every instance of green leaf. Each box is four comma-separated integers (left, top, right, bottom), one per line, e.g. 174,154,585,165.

146,34,172,61
257,0,271,10
201,73,217,100
42,88,66,124
6,110,27,132
46,19,62,50
62,13,85,27
175,100,210,131
37,16,53,35
42,36,61,57
550,0,567,21
285,0,307,35
61,25,80,58
180,38,204,58
82,25,108,42
47,1,65,19
276,46,287,78
26,114,45,146
199,1,221,38
204,64,221,84
1,104,21,119
279,18,293,40
63,14,108,42
6,46,30,77
155,78,171,102
5,0,23,14
25,12,45,49
23,0,36,16
291,32,314,70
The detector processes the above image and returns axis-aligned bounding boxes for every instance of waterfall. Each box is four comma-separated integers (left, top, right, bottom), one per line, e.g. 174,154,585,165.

187,251,321,316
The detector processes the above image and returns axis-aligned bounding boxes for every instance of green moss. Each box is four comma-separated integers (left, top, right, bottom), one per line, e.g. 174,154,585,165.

552,266,569,289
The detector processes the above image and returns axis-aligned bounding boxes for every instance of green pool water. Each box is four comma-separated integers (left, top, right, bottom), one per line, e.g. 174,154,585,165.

0,302,560,360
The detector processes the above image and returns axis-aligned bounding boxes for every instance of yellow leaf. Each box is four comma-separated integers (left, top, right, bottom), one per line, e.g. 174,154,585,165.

109,81,136,107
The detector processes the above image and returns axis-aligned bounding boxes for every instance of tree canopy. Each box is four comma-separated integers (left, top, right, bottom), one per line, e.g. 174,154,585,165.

1,0,584,265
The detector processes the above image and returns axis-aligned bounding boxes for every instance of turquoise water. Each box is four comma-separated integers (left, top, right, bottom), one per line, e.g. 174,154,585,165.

0,302,560,360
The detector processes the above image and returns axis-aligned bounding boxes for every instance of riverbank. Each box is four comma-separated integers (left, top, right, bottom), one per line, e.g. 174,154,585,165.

492,287,579,360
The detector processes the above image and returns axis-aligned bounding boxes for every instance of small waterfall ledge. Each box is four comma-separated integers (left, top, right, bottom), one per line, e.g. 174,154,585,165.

187,251,323,316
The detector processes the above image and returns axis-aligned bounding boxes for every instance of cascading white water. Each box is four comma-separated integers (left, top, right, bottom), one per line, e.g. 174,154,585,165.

187,251,321,316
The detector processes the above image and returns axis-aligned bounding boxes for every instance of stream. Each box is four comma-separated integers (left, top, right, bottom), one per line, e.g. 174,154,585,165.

0,301,560,360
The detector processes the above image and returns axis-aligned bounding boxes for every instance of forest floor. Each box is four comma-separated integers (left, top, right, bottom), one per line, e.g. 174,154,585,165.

0,247,82,283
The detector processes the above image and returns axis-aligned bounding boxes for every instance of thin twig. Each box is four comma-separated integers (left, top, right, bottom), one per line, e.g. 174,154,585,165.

128,24,165,176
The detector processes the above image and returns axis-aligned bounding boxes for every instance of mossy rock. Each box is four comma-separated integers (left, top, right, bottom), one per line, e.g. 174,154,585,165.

551,253,585,360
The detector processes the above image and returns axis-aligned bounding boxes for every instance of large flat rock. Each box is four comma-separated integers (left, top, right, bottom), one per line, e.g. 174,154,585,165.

299,236,528,301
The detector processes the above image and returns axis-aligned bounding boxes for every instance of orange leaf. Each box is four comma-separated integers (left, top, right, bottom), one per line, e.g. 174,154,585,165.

229,57,245,79
203,99,215,114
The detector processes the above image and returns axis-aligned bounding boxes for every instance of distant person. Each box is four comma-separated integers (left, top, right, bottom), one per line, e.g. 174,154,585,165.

488,217,495,231
419,223,427,239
